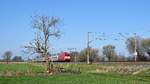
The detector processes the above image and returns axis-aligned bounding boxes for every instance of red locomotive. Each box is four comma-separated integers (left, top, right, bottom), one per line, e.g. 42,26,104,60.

57,52,71,62
49,52,71,62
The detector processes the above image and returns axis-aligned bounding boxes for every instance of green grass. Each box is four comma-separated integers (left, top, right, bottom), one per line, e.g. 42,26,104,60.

56,63,150,74
0,73,150,84
0,63,45,73
0,63,150,84
135,68,150,80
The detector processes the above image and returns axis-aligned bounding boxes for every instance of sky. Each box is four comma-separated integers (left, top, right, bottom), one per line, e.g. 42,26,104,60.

0,0,150,59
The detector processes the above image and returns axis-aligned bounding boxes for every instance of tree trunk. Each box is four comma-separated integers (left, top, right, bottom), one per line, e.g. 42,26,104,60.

6,58,8,64
45,55,50,73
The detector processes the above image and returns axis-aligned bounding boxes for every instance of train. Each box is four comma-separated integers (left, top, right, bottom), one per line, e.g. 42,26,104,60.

57,52,71,62
34,52,71,62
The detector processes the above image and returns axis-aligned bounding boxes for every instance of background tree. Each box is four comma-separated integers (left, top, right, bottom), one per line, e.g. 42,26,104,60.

79,48,87,62
3,51,12,64
24,15,60,73
102,44,117,61
79,47,99,62
126,37,150,61
70,51,79,62
140,38,150,60
89,48,99,62
126,37,141,55
12,56,23,62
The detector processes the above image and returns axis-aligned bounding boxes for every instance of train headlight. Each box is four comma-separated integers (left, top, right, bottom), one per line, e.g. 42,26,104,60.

65,56,70,59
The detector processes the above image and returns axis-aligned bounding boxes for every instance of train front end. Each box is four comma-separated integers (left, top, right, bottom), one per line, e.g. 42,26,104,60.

58,52,71,62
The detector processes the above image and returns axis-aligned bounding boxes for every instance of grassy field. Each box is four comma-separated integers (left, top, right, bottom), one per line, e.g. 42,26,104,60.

0,63,45,73
0,62,150,84
0,73,150,84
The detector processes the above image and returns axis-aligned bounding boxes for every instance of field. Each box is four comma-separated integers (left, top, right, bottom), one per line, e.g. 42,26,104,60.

0,62,150,84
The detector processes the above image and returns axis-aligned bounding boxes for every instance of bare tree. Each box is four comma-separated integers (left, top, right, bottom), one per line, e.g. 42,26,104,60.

126,37,150,61
79,47,99,62
24,16,60,73
12,56,23,62
3,51,12,64
102,44,117,61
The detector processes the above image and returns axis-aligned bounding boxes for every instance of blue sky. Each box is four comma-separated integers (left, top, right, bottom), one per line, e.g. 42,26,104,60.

0,0,150,58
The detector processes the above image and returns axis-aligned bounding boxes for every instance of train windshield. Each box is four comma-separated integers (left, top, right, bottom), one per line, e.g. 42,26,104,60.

65,53,70,56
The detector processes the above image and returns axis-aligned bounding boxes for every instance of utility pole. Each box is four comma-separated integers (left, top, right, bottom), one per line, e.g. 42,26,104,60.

134,33,137,62
87,32,90,64
86,32,105,64
74,48,77,63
